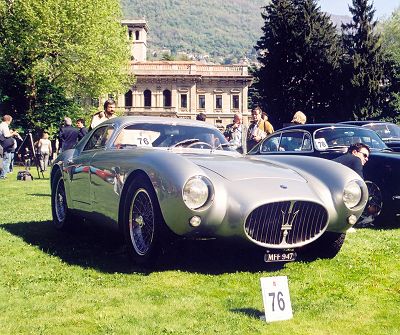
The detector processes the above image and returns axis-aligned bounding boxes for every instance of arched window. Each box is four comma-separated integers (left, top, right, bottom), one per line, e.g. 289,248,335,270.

125,90,133,107
163,89,171,107
144,89,152,107
135,30,140,40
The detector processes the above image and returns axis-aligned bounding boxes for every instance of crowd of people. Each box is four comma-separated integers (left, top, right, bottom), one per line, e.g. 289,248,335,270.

221,107,306,153
0,99,116,179
55,99,117,156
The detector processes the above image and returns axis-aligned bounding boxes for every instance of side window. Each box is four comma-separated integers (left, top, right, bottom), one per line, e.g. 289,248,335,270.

84,126,114,151
280,132,308,152
144,89,152,107
232,95,239,109
261,133,281,152
163,89,171,107
198,95,205,109
215,95,222,109
180,94,187,108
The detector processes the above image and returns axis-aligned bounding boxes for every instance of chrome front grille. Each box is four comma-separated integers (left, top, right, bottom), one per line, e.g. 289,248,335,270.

244,201,328,247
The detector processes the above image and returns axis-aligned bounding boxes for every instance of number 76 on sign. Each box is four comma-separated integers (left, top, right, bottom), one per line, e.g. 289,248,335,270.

260,276,293,322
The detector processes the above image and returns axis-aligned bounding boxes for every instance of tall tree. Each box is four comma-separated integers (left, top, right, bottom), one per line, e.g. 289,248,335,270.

254,0,341,127
0,0,133,131
341,0,385,120
380,9,400,122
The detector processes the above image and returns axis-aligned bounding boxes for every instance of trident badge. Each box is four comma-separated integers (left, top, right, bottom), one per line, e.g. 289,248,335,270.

280,202,299,245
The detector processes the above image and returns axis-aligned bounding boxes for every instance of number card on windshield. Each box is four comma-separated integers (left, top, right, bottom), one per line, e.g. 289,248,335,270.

260,276,293,322
314,137,328,150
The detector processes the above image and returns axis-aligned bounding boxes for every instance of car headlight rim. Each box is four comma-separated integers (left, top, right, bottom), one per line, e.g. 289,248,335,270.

343,180,363,209
182,176,213,210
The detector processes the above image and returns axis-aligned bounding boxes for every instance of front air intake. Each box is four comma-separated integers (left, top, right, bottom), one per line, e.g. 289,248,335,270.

244,201,328,247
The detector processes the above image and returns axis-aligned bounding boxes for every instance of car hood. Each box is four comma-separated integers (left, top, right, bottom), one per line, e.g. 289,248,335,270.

186,154,306,182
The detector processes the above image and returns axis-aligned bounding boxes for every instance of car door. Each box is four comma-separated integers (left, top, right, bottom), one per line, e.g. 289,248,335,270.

87,126,121,224
68,125,114,212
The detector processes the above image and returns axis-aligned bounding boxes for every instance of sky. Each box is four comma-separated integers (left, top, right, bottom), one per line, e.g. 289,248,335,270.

318,0,400,19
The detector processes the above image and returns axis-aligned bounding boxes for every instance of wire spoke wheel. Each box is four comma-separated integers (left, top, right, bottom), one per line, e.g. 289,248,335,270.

51,169,75,230
129,188,155,256
54,178,67,224
357,181,383,227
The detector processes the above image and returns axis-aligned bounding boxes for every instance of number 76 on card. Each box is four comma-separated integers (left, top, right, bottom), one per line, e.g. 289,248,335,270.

260,276,293,322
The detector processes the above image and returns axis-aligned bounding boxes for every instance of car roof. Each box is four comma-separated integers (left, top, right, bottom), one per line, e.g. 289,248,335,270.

279,123,361,132
339,120,386,125
96,115,217,130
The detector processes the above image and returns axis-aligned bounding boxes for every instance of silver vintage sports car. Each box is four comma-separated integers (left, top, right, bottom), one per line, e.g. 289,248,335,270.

51,116,368,265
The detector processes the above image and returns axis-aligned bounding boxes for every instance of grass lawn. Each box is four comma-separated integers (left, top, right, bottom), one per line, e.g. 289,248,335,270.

0,166,399,335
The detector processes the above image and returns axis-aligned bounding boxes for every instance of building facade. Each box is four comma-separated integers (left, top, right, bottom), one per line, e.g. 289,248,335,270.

117,20,253,129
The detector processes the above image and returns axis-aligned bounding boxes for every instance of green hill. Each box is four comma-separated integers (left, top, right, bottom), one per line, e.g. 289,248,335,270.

121,0,266,63
121,0,352,63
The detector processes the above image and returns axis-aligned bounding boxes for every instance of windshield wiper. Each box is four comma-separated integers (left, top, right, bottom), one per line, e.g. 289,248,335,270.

115,144,138,149
170,138,200,148
213,142,235,151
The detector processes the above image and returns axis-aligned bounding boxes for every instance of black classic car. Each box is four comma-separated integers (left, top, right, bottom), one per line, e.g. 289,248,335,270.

340,121,400,152
248,123,400,226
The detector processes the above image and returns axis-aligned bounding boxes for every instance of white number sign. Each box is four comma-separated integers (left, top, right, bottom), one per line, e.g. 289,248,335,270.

260,276,293,322
119,130,160,147
314,138,328,150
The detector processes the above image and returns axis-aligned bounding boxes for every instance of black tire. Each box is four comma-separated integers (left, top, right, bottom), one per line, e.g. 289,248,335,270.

51,169,75,230
299,232,346,260
122,177,166,265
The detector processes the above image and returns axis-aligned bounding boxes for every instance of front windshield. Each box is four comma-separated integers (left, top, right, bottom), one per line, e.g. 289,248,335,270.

314,127,388,151
363,123,400,140
112,123,234,151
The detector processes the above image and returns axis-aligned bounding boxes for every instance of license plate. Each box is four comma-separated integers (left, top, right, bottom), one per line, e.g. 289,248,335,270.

264,250,297,263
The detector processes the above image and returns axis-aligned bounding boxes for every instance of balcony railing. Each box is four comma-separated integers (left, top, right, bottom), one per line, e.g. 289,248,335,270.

124,106,177,117
130,62,249,76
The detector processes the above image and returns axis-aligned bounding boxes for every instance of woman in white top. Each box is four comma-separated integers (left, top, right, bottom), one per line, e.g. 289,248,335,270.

37,132,52,171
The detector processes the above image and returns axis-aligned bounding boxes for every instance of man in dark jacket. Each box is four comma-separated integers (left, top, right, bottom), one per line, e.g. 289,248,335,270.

333,142,370,179
59,117,79,152
76,118,88,141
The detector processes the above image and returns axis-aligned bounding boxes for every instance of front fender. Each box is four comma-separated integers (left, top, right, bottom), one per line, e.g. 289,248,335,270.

248,155,369,231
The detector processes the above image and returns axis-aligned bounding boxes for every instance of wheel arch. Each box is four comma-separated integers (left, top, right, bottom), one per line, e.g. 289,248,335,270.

118,169,156,233
50,163,63,186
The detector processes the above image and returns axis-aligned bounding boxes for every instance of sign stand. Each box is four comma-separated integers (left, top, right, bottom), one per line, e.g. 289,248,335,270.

260,276,293,322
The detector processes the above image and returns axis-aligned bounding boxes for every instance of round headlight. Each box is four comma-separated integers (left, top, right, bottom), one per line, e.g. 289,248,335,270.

183,176,212,210
343,180,362,209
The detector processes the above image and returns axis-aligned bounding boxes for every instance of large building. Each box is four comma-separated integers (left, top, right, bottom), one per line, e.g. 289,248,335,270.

115,20,253,129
